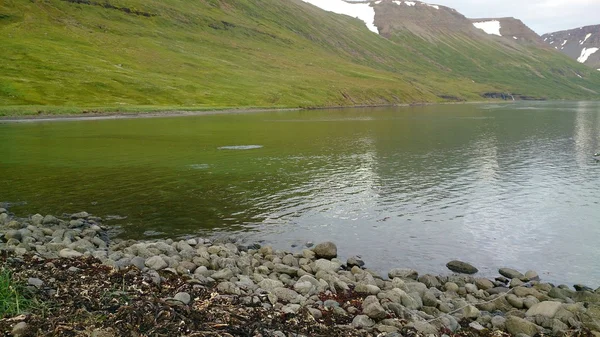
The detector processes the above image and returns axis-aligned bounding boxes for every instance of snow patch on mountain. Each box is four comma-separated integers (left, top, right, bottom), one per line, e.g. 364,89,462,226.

473,20,502,37
577,48,599,63
581,33,592,45
301,0,378,34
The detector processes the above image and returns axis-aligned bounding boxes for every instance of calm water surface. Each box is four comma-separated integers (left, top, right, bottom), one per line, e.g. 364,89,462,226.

1,102,600,285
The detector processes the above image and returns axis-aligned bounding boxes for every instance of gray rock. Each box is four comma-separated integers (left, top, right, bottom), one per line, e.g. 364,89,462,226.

145,256,168,270
217,281,241,295
174,292,191,305
313,259,341,273
11,322,29,337
308,307,323,319
511,278,525,288
355,283,381,295
507,294,525,309
272,287,301,303
475,278,494,290
212,268,234,280
465,283,478,294
0,208,6,214
59,248,83,258
574,284,594,292
68,220,84,228
281,303,301,314
418,274,440,288
463,305,480,319
523,296,540,309
405,282,428,296
42,215,59,225
388,268,418,280
499,268,525,280
130,256,146,270
363,298,387,320
347,256,365,268
324,299,340,308
259,279,284,292
274,263,299,276
422,291,438,307
492,315,507,330
31,214,43,225
28,277,44,287
549,287,574,300
505,316,540,336
446,260,478,274
4,230,22,241
526,301,562,318
401,292,422,310
469,322,486,331
312,241,337,259
524,270,540,281
407,321,438,335
70,211,89,219
445,282,459,292
352,315,375,329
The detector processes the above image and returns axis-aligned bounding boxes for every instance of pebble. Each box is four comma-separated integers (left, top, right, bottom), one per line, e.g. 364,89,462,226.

174,292,191,305
28,277,44,287
12,322,29,337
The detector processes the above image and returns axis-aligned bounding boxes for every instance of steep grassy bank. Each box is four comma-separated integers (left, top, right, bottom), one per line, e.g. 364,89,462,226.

1,0,599,115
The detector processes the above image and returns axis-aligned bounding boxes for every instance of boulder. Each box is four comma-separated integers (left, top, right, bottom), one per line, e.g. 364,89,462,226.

363,300,387,320
526,301,563,318
313,259,341,273
70,211,90,219
463,305,480,319
312,241,337,259
475,278,494,290
388,268,418,280
272,287,302,303
499,268,525,280
505,316,540,336
59,248,83,258
347,256,365,268
145,256,168,270
258,279,284,292
418,274,440,288
42,215,59,225
352,315,375,329
524,270,540,281
446,260,478,274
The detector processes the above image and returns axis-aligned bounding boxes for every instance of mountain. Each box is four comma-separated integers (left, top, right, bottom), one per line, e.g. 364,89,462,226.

0,0,599,114
542,25,600,71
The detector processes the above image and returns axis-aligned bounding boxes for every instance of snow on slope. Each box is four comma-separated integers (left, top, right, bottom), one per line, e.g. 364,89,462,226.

301,0,378,33
472,20,502,36
578,47,599,63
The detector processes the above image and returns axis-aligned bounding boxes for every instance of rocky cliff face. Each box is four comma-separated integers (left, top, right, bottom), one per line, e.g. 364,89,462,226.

542,25,600,70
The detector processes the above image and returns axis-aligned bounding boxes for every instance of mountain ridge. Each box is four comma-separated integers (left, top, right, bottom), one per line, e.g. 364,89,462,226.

0,0,599,115
542,25,600,70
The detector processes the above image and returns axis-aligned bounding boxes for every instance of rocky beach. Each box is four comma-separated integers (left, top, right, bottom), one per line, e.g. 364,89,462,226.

0,209,599,337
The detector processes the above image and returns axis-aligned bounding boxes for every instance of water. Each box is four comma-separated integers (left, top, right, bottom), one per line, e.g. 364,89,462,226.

1,101,600,286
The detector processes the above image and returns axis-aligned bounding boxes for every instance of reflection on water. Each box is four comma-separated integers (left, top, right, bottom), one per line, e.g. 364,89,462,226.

1,101,600,285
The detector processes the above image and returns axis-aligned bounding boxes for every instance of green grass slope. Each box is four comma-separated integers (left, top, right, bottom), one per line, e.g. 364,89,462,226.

0,0,599,115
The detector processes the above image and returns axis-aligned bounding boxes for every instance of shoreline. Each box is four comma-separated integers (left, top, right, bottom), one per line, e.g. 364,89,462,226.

0,100,516,123
1,210,599,336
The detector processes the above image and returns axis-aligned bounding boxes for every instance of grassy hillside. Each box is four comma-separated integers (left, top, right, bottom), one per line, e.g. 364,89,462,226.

0,0,599,115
